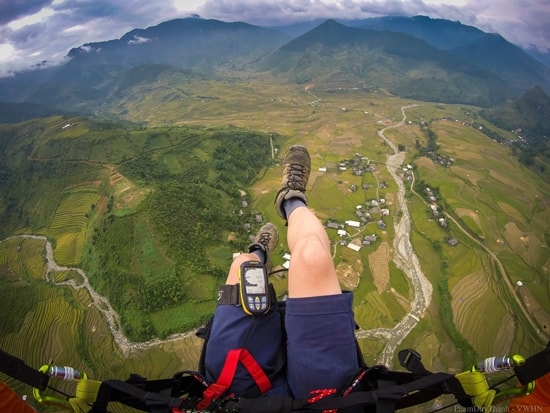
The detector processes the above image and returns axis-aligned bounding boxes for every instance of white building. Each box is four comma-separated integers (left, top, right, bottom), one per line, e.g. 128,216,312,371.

345,220,361,228
347,243,361,252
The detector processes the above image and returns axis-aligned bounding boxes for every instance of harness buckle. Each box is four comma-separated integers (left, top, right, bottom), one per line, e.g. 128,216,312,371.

398,348,430,375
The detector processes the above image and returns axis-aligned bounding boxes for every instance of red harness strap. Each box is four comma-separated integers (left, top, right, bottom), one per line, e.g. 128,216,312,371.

197,348,272,411
307,388,338,413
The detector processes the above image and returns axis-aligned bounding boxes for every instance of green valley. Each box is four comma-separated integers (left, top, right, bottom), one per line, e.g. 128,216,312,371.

1,71,549,412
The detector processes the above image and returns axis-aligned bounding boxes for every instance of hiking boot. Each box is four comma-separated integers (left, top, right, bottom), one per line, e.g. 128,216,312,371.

248,222,279,272
274,145,311,220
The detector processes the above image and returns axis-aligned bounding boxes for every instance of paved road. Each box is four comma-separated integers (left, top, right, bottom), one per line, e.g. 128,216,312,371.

355,105,433,367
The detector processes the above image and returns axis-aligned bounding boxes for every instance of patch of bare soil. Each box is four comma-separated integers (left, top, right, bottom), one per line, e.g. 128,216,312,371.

95,196,107,214
368,242,390,294
455,207,480,227
336,258,362,290
517,286,550,335
0,265,18,281
414,156,436,172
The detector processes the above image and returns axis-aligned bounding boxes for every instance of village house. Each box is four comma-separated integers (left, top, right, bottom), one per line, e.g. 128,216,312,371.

338,229,349,237
347,242,361,252
326,220,340,229
345,220,361,228
363,234,377,245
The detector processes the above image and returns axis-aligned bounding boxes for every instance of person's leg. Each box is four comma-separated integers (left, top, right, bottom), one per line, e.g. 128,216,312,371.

202,223,288,396
276,145,361,398
274,144,340,298
286,206,341,298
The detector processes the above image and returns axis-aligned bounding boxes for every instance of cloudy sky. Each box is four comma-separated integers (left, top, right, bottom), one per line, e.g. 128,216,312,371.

0,0,549,77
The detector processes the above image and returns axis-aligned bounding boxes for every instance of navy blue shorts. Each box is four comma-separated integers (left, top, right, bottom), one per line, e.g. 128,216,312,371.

203,291,360,399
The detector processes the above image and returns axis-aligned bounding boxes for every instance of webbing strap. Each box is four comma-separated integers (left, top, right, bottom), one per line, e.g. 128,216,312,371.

515,346,550,385
198,348,271,410
303,372,463,413
92,379,187,413
0,348,49,391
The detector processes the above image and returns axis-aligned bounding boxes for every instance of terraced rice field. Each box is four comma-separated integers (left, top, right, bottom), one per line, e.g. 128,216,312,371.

451,269,513,356
45,186,100,266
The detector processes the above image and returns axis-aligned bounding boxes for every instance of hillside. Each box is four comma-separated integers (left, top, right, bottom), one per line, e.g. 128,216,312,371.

348,15,550,96
0,117,274,340
450,34,550,95
260,19,513,106
0,101,67,123
67,18,290,71
353,15,486,50
481,86,550,168
1,15,547,116
0,17,291,111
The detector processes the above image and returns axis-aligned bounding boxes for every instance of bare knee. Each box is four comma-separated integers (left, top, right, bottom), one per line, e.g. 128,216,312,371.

288,237,340,297
292,237,331,270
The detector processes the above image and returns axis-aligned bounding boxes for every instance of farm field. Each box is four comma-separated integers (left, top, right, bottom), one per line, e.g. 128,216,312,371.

1,73,549,410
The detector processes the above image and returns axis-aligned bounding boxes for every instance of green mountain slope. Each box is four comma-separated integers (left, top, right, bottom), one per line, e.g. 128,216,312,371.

67,18,291,71
259,20,513,106
353,15,486,50
0,116,274,340
0,17,291,112
450,34,550,94
0,15,540,115
350,15,550,95
481,86,550,168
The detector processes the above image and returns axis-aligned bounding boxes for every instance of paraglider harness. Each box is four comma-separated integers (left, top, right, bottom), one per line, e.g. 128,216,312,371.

1,303,550,413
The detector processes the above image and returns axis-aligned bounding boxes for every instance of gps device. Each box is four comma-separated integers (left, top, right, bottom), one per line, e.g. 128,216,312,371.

239,260,270,315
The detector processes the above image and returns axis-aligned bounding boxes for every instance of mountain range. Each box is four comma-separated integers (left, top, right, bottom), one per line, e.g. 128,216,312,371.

1,15,549,118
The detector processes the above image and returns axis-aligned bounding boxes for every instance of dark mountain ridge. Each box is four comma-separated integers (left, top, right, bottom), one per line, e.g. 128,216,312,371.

450,33,550,94
350,15,486,50
280,19,467,65
67,18,291,70
0,15,548,118
344,15,550,95
477,85,550,170
0,17,291,109
262,19,512,106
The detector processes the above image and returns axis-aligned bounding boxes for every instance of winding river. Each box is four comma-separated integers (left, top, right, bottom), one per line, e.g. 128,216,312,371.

355,105,433,366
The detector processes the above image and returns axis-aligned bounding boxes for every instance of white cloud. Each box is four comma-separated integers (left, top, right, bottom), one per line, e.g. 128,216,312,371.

7,6,55,31
78,45,100,53
172,0,207,12
63,24,88,34
128,35,152,45
0,43,17,61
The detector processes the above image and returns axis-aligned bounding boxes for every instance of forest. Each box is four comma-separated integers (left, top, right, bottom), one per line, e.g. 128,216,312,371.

0,118,274,340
